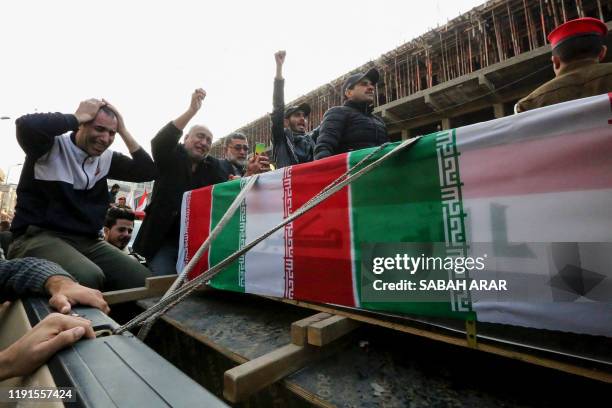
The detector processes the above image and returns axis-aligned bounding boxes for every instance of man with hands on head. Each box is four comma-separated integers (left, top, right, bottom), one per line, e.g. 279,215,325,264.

8,99,156,291
0,256,109,380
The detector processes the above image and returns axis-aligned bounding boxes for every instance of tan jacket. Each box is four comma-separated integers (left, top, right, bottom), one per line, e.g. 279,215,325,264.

516,60,612,112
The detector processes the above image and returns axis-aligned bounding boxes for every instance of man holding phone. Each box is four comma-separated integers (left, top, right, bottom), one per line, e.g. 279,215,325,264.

219,133,270,178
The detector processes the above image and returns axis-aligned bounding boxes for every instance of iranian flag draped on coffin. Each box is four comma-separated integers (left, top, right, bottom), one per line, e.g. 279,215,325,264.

178,93,612,338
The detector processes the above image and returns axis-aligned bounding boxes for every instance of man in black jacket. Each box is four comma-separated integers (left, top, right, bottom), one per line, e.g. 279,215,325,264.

9,99,156,290
271,50,314,168
314,68,388,160
133,89,229,276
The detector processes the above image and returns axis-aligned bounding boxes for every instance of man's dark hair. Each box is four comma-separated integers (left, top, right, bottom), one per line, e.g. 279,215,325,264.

104,207,135,228
224,132,248,148
0,221,10,231
111,183,120,191
553,35,604,62
98,105,117,120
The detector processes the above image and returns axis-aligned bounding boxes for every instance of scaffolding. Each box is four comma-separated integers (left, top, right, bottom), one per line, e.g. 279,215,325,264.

211,0,612,157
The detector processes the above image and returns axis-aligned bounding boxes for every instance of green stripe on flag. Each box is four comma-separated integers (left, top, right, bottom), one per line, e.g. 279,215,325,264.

208,178,245,292
350,131,474,319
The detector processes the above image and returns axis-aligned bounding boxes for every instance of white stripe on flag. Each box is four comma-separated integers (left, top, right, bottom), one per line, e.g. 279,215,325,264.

463,189,612,243
244,171,286,297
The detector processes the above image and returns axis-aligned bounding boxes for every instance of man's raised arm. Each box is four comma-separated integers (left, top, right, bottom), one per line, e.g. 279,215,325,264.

104,101,157,181
151,89,206,168
271,50,286,146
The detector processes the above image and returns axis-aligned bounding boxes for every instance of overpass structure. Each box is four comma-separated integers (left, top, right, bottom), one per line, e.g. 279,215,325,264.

211,0,611,157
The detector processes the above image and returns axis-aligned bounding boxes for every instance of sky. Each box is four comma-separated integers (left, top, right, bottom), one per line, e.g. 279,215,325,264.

0,0,484,182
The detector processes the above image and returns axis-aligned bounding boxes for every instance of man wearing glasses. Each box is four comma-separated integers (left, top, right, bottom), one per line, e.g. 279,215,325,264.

219,133,270,178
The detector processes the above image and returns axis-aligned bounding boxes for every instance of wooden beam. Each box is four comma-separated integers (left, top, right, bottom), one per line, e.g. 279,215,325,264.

307,315,360,346
145,275,177,291
273,297,612,384
291,313,331,346
104,275,177,305
224,344,320,403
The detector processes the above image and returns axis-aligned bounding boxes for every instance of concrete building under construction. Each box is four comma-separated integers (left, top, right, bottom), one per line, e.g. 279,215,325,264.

211,0,612,158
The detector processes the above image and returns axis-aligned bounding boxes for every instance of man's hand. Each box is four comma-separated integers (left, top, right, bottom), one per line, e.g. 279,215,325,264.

173,88,206,130
189,88,206,114
74,98,105,124
0,313,94,380
101,100,127,135
45,276,110,314
275,50,286,66
245,154,271,176
101,99,141,153
275,51,286,80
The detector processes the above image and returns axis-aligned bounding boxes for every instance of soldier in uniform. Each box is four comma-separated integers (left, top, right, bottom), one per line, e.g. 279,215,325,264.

516,17,611,113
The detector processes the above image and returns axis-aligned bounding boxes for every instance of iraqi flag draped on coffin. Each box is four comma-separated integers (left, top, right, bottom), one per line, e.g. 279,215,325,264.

178,94,612,338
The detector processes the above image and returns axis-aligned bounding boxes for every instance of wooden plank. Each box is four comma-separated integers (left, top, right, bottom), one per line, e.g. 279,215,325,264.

104,275,176,305
291,313,331,346
274,297,612,384
145,275,177,291
140,293,612,408
138,294,335,407
105,287,153,305
307,315,360,346
224,344,320,403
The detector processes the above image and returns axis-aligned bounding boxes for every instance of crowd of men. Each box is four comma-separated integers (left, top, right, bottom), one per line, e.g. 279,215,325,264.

0,16,610,380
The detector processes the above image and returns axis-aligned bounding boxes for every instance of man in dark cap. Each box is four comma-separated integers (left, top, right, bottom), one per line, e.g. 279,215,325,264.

314,68,388,160
516,17,611,112
272,50,315,168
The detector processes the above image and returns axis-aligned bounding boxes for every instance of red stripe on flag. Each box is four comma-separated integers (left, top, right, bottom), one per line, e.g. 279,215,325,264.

289,154,355,306
185,186,213,280
460,130,612,199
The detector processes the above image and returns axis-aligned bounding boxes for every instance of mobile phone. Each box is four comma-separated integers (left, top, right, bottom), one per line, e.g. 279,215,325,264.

255,142,266,155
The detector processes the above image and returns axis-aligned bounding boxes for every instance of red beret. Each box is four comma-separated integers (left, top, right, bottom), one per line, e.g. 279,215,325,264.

548,17,608,48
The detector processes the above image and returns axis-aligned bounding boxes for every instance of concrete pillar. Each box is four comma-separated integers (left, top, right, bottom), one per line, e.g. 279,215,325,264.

441,118,451,130
493,103,505,119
